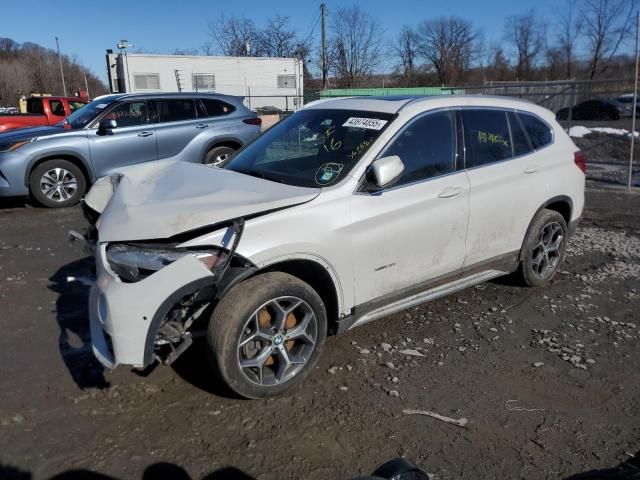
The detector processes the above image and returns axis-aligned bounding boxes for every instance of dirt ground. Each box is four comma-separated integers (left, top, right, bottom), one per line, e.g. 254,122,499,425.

0,184,639,479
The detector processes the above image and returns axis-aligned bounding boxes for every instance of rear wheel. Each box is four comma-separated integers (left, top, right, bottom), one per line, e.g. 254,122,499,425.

518,209,568,287
29,159,86,208
206,272,327,398
203,145,236,166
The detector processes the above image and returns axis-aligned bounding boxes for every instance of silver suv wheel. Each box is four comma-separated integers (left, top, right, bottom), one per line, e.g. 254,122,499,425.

40,167,78,202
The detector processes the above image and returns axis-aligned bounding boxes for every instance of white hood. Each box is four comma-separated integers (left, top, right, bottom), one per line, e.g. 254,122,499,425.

94,161,319,242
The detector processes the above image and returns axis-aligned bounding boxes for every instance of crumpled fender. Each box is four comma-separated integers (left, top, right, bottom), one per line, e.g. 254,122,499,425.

84,174,114,214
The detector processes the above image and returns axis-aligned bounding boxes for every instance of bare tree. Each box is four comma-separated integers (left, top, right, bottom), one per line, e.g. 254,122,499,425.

328,5,383,88
0,37,106,105
483,45,512,82
556,0,583,78
259,15,298,57
416,16,479,85
208,15,261,56
582,0,636,79
393,25,419,86
504,11,546,80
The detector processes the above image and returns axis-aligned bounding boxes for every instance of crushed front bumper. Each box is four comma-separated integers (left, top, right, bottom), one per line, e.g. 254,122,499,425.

89,244,215,369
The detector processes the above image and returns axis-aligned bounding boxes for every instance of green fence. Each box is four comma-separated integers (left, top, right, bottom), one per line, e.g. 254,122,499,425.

318,86,465,97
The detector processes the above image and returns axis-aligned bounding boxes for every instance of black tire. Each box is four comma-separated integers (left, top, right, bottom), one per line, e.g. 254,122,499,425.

203,145,236,165
372,458,430,480
29,159,86,208
207,272,327,399
518,209,568,287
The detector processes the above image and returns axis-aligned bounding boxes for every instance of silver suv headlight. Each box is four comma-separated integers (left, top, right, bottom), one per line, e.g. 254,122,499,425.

106,243,225,282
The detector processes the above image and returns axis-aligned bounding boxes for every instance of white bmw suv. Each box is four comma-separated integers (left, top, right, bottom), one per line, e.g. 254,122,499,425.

83,95,585,398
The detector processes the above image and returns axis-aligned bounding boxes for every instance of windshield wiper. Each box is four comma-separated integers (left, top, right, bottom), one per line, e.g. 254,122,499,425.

234,168,284,184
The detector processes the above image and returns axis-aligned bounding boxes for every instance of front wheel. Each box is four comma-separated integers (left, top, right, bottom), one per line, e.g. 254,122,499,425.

518,209,568,287
207,272,327,399
29,159,86,208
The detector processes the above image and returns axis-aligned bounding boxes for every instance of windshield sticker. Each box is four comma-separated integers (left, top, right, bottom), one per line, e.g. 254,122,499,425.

342,117,388,130
347,138,374,160
320,125,342,152
315,163,344,185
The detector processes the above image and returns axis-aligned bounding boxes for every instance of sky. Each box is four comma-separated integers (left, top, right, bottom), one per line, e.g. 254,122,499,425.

0,0,633,84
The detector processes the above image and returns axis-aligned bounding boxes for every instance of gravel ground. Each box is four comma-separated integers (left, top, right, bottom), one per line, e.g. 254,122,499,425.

0,188,639,480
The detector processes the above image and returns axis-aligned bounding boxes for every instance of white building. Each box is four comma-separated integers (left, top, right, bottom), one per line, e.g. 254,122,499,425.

105,52,304,111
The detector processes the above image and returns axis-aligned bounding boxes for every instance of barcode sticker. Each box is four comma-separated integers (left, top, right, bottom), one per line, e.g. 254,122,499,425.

342,117,388,130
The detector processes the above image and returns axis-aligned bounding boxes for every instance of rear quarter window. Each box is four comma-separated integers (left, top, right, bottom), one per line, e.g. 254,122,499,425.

518,113,552,149
201,98,236,117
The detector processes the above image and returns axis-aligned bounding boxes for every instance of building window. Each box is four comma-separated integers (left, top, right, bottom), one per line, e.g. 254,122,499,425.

133,73,160,90
277,74,296,89
192,73,215,91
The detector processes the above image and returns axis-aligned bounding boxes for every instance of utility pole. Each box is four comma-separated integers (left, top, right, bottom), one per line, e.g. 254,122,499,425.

629,9,639,192
55,36,67,97
83,70,90,98
321,2,327,90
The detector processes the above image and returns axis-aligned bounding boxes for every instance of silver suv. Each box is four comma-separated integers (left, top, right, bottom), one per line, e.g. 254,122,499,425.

0,93,261,207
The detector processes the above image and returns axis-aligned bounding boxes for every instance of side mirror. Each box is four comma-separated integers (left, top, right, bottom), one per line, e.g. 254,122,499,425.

370,155,405,188
98,118,117,135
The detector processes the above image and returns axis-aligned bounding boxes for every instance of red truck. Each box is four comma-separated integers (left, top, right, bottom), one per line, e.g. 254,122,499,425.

0,96,88,132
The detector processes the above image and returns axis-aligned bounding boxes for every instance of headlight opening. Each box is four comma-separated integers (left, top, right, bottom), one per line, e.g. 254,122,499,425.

106,243,227,282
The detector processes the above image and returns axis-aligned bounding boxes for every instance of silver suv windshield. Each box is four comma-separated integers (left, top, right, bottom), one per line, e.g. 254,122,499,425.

224,108,394,188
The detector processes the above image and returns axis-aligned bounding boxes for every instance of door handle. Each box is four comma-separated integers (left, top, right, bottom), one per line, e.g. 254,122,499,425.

438,186,463,198
524,166,539,174
138,131,153,137
195,123,209,129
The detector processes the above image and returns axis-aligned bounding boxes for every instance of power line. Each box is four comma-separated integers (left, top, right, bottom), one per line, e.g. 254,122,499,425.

301,6,322,47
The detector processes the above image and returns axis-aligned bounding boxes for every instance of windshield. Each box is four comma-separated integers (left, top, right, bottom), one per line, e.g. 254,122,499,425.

63,97,118,129
224,109,394,188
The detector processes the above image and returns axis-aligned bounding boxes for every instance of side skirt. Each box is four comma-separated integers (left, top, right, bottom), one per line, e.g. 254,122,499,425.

336,251,519,334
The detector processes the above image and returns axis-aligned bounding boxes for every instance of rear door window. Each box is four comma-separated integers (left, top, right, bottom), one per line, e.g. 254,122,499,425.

462,110,512,167
200,98,236,117
156,99,198,123
517,113,552,149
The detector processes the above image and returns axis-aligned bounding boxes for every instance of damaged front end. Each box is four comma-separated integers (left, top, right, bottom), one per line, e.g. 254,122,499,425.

88,218,255,371
135,219,252,367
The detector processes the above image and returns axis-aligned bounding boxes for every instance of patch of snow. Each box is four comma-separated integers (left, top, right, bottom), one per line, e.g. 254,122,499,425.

568,125,639,138
569,126,591,138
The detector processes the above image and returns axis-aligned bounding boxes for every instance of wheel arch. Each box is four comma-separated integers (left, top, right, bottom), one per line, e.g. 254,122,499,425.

519,195,573,261
236,257,344,333
202,137,243,162
26,153,93,188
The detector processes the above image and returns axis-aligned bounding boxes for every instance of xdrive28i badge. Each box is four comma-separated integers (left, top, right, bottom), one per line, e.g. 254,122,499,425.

315,163,344,185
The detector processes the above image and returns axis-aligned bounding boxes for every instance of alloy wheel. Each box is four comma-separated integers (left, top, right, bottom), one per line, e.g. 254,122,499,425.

531,221,564,279
40,168,78,202
213,153,229,165
237,296,318,386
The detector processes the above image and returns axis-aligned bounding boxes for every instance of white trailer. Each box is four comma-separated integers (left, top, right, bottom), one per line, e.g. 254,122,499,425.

105,52,304,111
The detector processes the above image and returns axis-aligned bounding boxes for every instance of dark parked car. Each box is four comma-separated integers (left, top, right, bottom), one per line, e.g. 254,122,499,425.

615,94,640,117
556,99,624,121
